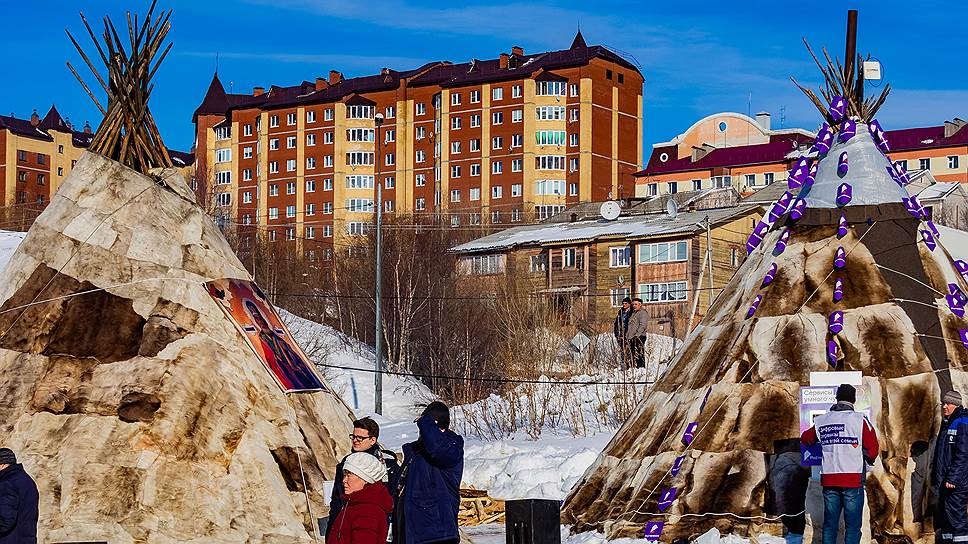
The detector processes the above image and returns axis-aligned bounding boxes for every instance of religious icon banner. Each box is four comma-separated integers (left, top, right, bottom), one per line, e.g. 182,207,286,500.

206,278,327,393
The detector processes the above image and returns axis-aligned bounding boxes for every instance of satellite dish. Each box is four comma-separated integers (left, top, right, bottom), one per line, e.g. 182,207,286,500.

600,201,621,221
666,199,679,220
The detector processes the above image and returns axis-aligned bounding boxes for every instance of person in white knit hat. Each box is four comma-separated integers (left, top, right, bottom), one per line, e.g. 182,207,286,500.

328,452,393,544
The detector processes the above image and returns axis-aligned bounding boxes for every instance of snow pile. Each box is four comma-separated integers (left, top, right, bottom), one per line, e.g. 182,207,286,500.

0,230,27,274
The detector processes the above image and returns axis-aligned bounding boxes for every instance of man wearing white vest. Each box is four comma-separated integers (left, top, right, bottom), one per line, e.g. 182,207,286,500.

800,384,879,544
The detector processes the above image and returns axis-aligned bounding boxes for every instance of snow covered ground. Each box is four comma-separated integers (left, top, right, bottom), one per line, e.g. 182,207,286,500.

0,230,27,273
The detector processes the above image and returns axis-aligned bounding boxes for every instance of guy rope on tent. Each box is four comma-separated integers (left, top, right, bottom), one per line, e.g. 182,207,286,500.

66,0,173,173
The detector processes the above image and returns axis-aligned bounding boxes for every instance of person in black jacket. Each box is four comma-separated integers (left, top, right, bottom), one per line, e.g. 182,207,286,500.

0,448,38,543
327,418,400,539
612,297,632,365
933,390,968,543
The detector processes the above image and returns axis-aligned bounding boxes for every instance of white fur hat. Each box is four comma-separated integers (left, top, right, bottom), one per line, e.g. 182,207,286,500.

343,452,387,484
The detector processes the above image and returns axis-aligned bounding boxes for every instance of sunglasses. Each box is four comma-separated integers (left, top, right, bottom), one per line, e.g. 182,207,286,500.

350,434,372,442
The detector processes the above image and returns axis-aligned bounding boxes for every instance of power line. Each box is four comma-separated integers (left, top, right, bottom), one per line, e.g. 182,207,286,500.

315,361,657,386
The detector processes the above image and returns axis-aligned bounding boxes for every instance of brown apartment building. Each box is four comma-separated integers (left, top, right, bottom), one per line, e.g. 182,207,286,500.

192,32,643,261
0,106,193,229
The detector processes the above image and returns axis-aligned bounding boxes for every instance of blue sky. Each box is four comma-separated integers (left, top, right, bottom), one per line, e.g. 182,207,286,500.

2,1,964,156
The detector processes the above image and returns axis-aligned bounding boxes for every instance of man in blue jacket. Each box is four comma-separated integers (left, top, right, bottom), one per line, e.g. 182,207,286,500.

0,448,38,543
394,401,464,544
933,390,968,543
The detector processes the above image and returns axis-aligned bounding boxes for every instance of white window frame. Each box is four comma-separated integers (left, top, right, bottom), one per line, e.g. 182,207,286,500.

638,241,688,264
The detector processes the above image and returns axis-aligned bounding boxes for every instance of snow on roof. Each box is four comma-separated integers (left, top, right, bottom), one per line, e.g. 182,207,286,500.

451,205,759,254
917,182,962,201
938,225,968,262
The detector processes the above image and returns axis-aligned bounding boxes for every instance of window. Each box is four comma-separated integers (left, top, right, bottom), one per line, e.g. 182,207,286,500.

569,134,579,147
745,174,755,187
215,171,232,185
416,150,426,163
306,226,315,239
57,167,63,176
470,139,481,152
416,174,426,187
243,191,252,203
385,106,395,118
536,155,566,170
570,83,579,97
323,202,333,214
569,158,579,172
348,222,370,236
347,105,374,119
37,174,46,185
530,254,547,272
286,159,296,172
949,156,960,169
385,153,394,166
647,183,657,196
270,138,280,150
610,288,631,308
920,158,931,170
216,148,231,163
569,183,578,196
416,126,426,139
535,130,566,146
346,175,375,189
512,159,523,172
450,189,461,202
287,112,297,126
385,129,395,143
470,114,481,128
243,124,253,136
492,111,503,125
385,176,395,189
17,151,26,161
492,136,504,150
610,247,631,267
451,93,461,106
323,178,333,191
306,179,316,192
639,241,688,264
286,181,296,195
347,128,375,142
307,157,316,169
307,110,316,123
36,154,46,165
216,192,231,207
711,175,732,188
536,80,566,96
492,161,503,174
324,132,334,145
451,165,462,178
536,179,565,195
346,152,374,166
570,109,579,122
512,109,523,123
562,248,577,268
324,108,334,121
512,85,522,98
668,181,678,194
606,69,613,80
492,87,504,101
470,188,481,201
323,225,333,238
286,205,296,217
452,141,462,154
287,136,296,149
471,163,481,176
268,230,277,242
764,173,775,185
268,207,279,220
242,168,252,181
385,200,395,212
692,179,702,191
416,103,426,116
491,211,502,224
416,197,426,210
465,254,504,275
270,115,279,127
638,281,688,303
536,106,566,120
452,116,462,130
243,147,253,159
324,155,333,167
896,159,908,171
492,186,503,199
511,183,522,197
215,126,230,140
269,184,279,196
470,90,481,103
345,198,374,212
511,134,522,148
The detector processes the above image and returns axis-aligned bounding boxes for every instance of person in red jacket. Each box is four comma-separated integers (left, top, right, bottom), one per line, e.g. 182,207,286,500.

327,452,394,544
801,384,879,544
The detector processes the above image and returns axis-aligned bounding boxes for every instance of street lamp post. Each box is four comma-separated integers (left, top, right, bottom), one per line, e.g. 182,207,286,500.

373,112,385,415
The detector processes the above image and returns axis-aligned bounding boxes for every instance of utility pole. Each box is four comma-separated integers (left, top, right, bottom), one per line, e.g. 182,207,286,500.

845,10,863,106
374,112,384,415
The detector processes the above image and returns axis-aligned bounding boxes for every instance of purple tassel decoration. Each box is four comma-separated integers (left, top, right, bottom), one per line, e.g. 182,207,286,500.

838,151,849,176
762,263,778,287
838,214,848,238
921,229,937,251
827,339,840,367
960,330,968,349
769,192,793,223
813,126,833,155
886,166,903,187
682,422,698,446
950,284,968,306
671,455,685,477
644,521,664,543
829,96,847,122
833,278,844,302
928,220,941,239
836,183,853,207
746,295,763,318
893,161,911,185
840,118,857,142
699,386,712,412
788,158,810,189
834,246,847,269
774,228,791,255
948,294,966,318
956,260,968,283
870,119,890,151
658,487,678,512
790,198,807,221
903,196,925,219
829,311,844,335
803,162,818,191
746,221,771,255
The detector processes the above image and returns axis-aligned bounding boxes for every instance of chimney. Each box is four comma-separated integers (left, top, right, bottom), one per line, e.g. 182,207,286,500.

253,86,265,96
83,121,92,134
691,143,716,163
755,111,771,130
329,70,343,84
944,118,966,138
499,53,509,69
314,78,328,91
511,46,524,56
29,109,39,126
